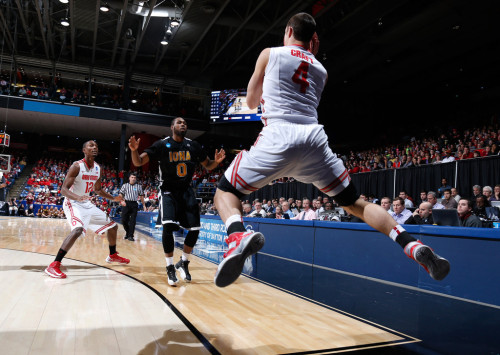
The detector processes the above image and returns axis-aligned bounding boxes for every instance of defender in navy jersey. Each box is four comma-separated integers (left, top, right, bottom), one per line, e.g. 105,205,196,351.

129,117,225,286
213,13,450,288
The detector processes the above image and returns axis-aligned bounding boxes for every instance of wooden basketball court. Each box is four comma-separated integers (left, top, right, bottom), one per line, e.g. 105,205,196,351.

0,217,419,354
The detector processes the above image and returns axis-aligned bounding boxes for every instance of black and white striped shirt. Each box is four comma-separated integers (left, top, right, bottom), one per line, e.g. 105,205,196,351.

119,183,144,202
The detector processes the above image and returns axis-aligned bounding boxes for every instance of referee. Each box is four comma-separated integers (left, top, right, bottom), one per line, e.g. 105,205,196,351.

119,173,146,241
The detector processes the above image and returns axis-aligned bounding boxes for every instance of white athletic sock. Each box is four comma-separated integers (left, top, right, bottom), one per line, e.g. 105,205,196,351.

182,252,190,261
166,257,174,266
388,225,406,242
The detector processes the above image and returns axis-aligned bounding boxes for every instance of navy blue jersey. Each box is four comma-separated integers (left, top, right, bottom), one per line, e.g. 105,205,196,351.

145,137,208,191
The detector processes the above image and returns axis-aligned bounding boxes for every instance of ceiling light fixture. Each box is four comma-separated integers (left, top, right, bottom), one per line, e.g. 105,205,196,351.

166,27,172,35
60,17,70,27
161,36,168,45
100,2,110,12
171,18,180,27
59,0,69,3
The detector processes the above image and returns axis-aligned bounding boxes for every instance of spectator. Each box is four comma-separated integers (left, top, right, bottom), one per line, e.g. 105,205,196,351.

404,202,434,225
398,190,414,208
437,178,452,198
281,201,294,218
380,197,392,212
490,184,500,202
457,198,482,227
272,205,289,219
389,197,412,224
442,151,455,163
17,203,26,216
242,203,253,216
451,187,461,203
482,186,493,201
427,191,445,209
441,189,458,209
291,198,316,220
418,190,427,204
248,202,267,218
8,198,18,216
473,195,490,220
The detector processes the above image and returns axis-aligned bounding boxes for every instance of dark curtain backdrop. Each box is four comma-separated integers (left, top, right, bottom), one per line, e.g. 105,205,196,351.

245,156,499,202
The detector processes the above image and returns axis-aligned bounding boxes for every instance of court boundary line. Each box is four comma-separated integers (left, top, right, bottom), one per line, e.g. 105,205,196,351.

0,247,221,355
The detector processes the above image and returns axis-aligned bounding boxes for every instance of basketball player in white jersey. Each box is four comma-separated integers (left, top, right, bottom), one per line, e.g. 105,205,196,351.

45,140,130,278
213,13,450,287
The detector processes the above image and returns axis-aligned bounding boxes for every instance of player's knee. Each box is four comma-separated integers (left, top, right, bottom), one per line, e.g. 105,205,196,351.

217,175,246,199
164,223,179,234
73,227,84,236
184,229,199,248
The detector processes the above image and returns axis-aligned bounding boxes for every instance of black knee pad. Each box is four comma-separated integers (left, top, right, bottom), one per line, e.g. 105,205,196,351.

162,223,179,254
333,183,359,207
184,229,200,248
218,175,246,199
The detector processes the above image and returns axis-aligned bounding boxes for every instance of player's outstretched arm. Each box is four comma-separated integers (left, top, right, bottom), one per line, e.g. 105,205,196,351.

129,135,150,167
94,172,123,202
200,148,226,171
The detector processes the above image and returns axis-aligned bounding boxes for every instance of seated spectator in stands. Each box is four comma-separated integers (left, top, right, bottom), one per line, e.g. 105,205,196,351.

405,202,434,225
437,178,452,198
427,191,445,209
248,202,267,218
451,187,461,203
17,203,26,217
482,186,493,201
291,198,316,220
490,184,500,201
242,203,253,217
36,208,43,218
380,197,392,212
462,146,473,159
41,207,51,218
473,195,490,220
293,199,303,212
441,189,458,209
442,150,455,163
432,154,443,164
324,202,334,211
281,201,294,218
418,190,428,204
8,198,18,216
389,197,412,224
458,199,482,227
398,190,414,208
271,205,289,219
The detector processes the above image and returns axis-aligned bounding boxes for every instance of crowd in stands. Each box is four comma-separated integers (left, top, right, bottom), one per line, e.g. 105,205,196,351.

0,154,26,194
0,71,204,118
341,126,500,174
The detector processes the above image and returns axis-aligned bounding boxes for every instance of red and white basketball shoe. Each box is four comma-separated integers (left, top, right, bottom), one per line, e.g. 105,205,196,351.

214,230,265,287
404,241,450,281
106,252,130,264
45,261,67,279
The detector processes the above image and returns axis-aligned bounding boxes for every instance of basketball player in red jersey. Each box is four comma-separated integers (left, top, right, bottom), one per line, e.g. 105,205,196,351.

45,140,129,278
213,13,450,287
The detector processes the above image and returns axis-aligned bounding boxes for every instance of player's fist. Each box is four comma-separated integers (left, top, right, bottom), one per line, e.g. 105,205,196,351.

128,136,141,151
309,32,319,56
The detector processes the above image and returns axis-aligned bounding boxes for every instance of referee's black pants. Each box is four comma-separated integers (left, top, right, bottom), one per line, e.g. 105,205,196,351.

121,201,138,239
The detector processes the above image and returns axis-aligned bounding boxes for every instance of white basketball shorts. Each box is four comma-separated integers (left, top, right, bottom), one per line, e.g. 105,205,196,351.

224,123,350,197
63,198,116,235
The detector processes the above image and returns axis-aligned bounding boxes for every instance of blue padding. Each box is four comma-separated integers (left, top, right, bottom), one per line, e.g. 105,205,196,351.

24,100,80,116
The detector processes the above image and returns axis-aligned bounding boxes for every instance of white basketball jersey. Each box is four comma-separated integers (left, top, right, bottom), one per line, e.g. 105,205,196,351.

69,159,100,198
261,45,327,125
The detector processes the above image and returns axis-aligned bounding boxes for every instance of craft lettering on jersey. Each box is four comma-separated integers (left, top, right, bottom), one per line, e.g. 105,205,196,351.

290,49,313,64
169,151,191,162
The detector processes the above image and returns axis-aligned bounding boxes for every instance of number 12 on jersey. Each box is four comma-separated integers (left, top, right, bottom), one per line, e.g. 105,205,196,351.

292,61,310,93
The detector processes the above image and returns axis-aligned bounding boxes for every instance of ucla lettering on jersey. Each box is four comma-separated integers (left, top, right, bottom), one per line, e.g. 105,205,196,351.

261,45,327,125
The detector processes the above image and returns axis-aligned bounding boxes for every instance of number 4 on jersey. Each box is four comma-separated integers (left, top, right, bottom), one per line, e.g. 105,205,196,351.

292,61,310,93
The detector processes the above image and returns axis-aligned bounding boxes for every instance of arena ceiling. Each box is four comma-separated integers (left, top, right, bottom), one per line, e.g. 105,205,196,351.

0,0,497,92
0,0,499,148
